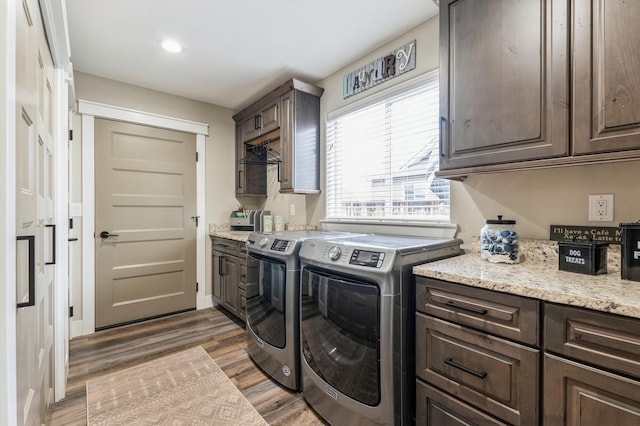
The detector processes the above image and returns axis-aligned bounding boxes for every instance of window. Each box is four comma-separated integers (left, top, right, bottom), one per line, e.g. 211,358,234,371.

326,71,449,221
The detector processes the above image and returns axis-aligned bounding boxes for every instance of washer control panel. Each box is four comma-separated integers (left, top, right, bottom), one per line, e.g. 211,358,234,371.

271,239,291,252
349,249,385,268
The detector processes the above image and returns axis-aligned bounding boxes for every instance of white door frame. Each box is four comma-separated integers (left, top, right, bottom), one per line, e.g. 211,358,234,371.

78,100,210,336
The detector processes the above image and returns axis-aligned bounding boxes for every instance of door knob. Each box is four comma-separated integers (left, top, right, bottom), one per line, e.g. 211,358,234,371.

99,231,119,239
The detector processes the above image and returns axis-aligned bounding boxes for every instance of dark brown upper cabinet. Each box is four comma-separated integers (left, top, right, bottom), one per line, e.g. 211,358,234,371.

437,0,640,179
439,0,569,172
233,79,323,195
573,0,640,155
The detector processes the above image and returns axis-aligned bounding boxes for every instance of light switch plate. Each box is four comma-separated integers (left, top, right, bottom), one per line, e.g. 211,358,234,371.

70,202,82,217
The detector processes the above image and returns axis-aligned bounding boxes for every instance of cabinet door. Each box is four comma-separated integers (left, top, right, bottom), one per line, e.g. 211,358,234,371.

212,252,223,304
279,90,320,194
221,256,239,314
234,122,267,197
238,257,247,320
242,113,261,142
259,100,279,134
235,121,246,196
439,0,569,170
544,354,640,425
279,91,294,191
573,1,640,155
241,100,279,143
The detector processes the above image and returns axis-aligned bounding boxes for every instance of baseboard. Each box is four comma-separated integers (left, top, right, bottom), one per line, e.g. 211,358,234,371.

198,297,214,310
71,319,84,338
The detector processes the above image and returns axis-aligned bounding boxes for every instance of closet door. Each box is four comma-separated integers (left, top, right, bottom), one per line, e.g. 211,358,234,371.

15,0,57,423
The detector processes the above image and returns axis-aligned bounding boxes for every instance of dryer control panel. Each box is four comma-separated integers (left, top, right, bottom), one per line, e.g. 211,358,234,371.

349,249,385,268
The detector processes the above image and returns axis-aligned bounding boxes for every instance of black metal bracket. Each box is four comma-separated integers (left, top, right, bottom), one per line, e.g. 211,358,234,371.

17,235,35,308
445,300,487,315
444,358,487,379
46,224,56,265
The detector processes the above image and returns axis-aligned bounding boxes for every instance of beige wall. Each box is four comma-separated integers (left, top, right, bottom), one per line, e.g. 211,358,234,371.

451,161,640,246
315,16,640,249
71,15,640,325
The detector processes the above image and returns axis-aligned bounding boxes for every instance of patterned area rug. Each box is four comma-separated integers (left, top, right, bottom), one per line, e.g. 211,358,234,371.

86,345,268,425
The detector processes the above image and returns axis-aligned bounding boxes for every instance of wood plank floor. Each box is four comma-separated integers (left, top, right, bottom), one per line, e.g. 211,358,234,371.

49,307,327,425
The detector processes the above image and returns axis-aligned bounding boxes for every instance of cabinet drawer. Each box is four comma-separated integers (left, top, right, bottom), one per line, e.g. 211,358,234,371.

545,303,640,379
211,237,240,256
416,380,508,426
416,314,539,425
416,277,540,345
544,354,640,425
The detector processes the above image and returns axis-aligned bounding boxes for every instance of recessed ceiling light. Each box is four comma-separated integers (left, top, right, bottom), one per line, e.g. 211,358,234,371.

161,39,182,53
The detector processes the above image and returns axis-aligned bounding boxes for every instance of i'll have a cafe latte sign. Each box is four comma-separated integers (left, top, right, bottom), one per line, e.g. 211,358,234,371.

343,40,416,98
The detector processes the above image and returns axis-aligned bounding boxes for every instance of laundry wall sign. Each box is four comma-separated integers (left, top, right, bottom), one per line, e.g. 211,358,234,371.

343,40,416,99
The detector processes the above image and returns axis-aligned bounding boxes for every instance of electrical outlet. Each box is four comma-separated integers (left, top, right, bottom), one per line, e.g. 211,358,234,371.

588,194,614,221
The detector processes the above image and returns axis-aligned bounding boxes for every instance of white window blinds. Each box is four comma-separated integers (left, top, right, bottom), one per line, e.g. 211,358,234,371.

326,71,449,221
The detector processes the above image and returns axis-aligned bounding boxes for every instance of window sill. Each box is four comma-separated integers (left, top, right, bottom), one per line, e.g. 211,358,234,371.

320,218,458,239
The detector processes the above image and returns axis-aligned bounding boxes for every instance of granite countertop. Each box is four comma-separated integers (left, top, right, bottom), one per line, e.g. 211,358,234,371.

413,240,640,320
209,231,251,242
208,224,317,243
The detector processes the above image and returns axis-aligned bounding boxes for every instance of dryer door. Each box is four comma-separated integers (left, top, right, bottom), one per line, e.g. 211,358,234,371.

246,253,287,348
300,267,380,406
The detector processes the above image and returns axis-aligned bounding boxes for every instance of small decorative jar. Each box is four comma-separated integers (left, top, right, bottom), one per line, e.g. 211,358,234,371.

481,215,520,264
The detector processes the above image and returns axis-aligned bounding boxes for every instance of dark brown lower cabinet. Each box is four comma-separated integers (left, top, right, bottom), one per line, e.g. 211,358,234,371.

544,354,640,425
416,278,640,425
416,314,539,425
416,381,508,426
220,255,239,313
415,277,540,425
211,236,246,321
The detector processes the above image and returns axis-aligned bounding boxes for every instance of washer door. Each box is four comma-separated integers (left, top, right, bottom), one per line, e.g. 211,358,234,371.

246,253,287,348
301,267,380,406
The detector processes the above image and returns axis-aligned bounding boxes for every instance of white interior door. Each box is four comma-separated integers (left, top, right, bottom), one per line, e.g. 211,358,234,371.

15,0,56,422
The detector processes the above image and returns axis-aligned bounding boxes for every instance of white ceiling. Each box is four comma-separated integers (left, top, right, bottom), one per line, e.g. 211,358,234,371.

65,0,439,111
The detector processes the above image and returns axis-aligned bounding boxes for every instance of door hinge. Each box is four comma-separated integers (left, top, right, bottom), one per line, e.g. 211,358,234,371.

196,152,199,162
69,306,74,317
191,216,199,227
196,282,199,292
69,218,73,229
69,129,73,141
